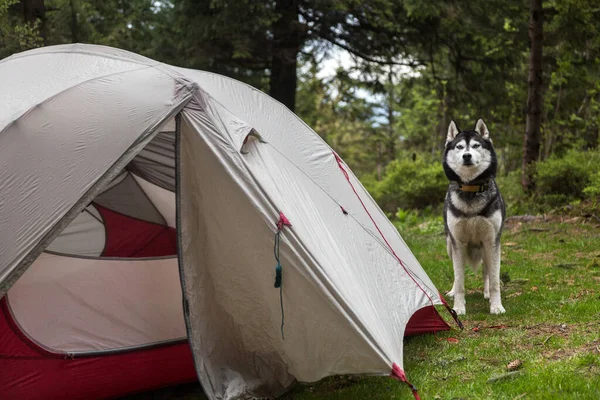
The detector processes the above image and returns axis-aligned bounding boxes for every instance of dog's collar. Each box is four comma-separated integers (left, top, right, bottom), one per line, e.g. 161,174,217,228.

458,181,490,193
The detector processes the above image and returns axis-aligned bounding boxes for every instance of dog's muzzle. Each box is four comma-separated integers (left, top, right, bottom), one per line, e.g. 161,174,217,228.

462,153,473,165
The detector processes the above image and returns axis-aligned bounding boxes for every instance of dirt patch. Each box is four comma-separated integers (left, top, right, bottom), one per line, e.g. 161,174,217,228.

506,214,600,225
523,322,572,339
505,215,549,224
570,288,596,299
532,250,558,261
543,339,600,361
519,322,600,360
504,214,600,238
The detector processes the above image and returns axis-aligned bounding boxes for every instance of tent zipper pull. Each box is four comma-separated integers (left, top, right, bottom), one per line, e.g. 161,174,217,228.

273,212,291,340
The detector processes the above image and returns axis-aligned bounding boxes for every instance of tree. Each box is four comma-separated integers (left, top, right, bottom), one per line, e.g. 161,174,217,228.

295,56,381,175
522,0,544,191
269,0,302,110
152,0,445,112
0,0,44,59
20,0,46,42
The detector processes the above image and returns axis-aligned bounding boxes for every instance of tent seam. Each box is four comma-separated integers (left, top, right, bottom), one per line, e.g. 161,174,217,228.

84,206,104,224
124,172,168,226
42,249,177,262
173,113,208,397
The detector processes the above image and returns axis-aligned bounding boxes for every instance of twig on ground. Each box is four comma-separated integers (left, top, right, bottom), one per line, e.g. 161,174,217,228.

553,263,578,269
487,371,523,383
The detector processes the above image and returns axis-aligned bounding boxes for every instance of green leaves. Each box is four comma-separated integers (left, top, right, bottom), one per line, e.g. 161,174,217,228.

0,0,43,59
368,154,447,213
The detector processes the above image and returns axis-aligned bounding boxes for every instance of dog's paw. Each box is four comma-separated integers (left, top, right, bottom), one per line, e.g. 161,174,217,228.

446,289,455,298
453,305,466,315
490,304,506,314
483,290,490,300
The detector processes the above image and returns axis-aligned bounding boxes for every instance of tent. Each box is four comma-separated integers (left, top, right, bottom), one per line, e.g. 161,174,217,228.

0,44,460,400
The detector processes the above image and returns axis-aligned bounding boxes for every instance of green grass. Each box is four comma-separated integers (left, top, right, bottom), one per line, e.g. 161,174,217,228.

123,216,600,400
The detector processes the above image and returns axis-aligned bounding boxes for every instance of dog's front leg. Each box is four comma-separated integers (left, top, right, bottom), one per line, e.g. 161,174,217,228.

446,236,456,297
484,243,505,314
450,242,467,315
483,260,490,300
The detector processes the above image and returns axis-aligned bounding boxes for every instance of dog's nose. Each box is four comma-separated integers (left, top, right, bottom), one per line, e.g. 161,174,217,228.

463,153,472,161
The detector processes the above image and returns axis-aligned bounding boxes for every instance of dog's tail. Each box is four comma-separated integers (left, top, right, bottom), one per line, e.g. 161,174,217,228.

465,243,483,272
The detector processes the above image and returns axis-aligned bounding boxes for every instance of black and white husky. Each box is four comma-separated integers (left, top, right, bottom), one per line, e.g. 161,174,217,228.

443,119,506,315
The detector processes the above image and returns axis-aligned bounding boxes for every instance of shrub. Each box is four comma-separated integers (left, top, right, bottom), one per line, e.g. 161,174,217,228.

495,170,537,216
534,150,600,205
373,155,447,212
583,170,600,198
362,149,600,217
393,208,445,235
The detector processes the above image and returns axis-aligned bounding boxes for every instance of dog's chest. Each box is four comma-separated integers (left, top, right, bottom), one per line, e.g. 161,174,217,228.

446,211,502,244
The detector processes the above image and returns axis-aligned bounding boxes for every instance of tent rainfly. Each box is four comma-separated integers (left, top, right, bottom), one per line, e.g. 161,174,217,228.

0,44,461,400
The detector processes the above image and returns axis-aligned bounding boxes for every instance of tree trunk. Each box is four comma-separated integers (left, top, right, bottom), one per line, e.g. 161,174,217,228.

386,71,396,163
377,141,383,181
269,0,301,112
70,0,79,43
521,0,544,191
543,81,561,160
22,0,46,44
434,82,448,157
386,104,395,163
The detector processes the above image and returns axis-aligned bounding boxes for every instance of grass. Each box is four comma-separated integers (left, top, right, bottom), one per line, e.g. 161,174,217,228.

123,215,600,400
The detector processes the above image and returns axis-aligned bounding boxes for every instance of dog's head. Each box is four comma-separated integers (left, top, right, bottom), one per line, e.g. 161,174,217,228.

443,119,497,183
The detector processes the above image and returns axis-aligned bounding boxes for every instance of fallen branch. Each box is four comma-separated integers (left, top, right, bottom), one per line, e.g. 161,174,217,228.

553,263,578,269
528,227,550,232
487,371,523,383
472,325,508,332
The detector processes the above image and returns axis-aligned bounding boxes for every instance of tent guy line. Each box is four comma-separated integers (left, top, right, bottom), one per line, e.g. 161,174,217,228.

262,140,441,299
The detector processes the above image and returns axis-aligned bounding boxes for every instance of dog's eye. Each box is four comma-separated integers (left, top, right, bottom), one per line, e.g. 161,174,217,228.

456,145,464,150
472,144,481,149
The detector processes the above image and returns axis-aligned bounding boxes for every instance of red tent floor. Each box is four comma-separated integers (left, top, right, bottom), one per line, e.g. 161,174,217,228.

0,297,449,400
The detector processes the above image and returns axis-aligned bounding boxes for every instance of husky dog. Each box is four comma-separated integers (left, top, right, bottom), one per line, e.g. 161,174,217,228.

443,119,506,315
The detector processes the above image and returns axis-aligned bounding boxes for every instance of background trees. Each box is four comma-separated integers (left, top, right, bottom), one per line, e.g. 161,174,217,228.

2,0,600,215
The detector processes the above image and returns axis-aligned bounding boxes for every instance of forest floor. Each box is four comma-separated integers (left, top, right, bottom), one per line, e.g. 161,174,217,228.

122,216,600,400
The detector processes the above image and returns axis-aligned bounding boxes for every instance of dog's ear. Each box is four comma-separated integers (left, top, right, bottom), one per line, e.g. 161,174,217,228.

446,120,460,145
475,118,491,140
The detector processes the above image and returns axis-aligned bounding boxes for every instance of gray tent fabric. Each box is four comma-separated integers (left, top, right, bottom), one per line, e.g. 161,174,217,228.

0,44,453,400
94,172,167,226
128,130,177,192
